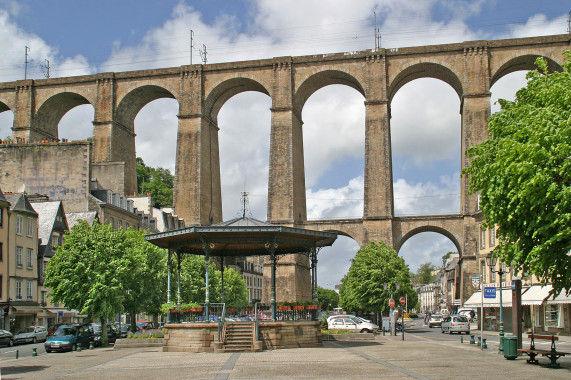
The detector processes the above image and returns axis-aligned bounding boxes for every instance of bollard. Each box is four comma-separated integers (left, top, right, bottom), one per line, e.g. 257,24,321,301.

478,336,482,345
89,341,94,350
482,338,487,349
470,335,475,344
76,343,82,352
16,349,19,359
460,336,464,344
32,347,37,357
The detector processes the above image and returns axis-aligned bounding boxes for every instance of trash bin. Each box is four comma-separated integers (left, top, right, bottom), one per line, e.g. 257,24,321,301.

503,335,518,360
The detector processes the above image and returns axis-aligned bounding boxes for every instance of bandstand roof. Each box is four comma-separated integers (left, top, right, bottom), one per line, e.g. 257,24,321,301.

145,216,337,256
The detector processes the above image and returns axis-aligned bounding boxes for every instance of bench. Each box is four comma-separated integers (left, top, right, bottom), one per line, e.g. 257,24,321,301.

517,333,569,368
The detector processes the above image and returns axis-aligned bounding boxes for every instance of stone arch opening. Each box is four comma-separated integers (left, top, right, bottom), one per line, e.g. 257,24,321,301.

491,55,562,88
317,233,360,290
58,104,95,141
217,91,272,220
388,63,463,103
0,103,14,140
116,85,177,131
294,70,365,113
302,84,365,219
34,92,92,140
390,78,461,216
205,78,270,125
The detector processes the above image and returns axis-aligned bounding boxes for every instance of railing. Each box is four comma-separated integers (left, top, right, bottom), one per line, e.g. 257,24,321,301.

167,303,225,323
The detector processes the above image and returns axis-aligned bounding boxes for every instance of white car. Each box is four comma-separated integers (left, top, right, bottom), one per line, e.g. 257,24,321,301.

328,316,379,333
441,315,470,334
327,314,371,324
14,326,48,344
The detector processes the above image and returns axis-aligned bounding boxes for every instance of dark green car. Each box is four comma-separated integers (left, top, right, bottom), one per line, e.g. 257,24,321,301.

44,324,95,352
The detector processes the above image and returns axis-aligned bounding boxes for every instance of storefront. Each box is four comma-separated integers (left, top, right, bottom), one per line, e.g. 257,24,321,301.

463,288,512,332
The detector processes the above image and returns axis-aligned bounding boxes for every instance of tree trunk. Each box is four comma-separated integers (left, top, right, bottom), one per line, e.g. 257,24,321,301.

100,317,108,346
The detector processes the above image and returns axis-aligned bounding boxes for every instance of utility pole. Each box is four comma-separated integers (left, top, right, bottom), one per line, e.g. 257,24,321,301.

190,29,194,65
24,46,30,79
200,44,207,65
374,12,381,49
43,59,50,78
567,11,571,33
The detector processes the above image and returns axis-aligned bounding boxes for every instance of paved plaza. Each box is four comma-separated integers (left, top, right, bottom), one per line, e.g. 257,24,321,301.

1,333,569,380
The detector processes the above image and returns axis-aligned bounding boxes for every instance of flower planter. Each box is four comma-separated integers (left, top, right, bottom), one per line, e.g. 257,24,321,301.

278,306,291,311
293,306,304,311
306,305,318,310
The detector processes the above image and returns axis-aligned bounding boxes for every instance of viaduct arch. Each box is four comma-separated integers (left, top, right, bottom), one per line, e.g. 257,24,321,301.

1,34,569,302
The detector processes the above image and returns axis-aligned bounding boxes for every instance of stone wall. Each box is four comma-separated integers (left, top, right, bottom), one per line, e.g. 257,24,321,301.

162,323,218,353
0,141,90,212
258,321,322,350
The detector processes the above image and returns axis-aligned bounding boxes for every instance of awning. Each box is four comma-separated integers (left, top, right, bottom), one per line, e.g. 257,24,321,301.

463,289,512,308
47,309,77,315
546,291,571,304
12,306,42,313
521,285,552,306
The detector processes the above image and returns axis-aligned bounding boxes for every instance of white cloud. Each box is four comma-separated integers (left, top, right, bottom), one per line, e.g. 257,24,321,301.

306,176,364,220
399,232,458,272
393,175,460,216
503,14,568,39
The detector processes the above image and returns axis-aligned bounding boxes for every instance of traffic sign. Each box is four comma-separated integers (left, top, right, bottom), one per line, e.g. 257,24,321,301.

484,287,497,298
400,297,406,305
389,298,395,307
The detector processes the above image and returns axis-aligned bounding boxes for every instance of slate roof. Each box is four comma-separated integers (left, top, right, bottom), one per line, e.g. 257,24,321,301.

30,201,65,247
66,211,98,229
215,216,275,227
4,193,38,216
0,188,9,206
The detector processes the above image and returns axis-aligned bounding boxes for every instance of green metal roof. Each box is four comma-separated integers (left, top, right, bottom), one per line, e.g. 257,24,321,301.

145,217,337,257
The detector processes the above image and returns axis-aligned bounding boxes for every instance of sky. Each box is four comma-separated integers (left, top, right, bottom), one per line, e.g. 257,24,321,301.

0,0,568,289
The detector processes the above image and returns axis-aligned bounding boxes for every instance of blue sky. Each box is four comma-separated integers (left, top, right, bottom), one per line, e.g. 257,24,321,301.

0,0,568,288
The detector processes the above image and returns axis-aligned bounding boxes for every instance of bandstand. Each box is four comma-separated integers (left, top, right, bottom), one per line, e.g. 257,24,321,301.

145,215,337,352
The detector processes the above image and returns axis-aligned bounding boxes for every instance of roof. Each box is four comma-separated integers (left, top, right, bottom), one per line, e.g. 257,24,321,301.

521,285,553,306
30,201,65,246
4,193,38,216
546,290,571,304
66,211,98,228
0,188,9,206
146,216,337,257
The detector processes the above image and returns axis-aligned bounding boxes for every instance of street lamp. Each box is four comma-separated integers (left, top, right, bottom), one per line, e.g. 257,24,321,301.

486,253,505,354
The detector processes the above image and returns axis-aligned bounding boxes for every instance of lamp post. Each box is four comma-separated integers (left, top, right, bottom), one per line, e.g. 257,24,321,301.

486,253,505,354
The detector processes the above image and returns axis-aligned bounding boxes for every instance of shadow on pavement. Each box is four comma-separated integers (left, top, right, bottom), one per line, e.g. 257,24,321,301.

323,340,383,348
1,365,50,375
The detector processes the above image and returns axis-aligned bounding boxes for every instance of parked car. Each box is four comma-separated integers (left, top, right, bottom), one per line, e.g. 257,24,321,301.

0,330,14,347
44,324,95,352
457,308,476,321
427,314,443,328
92,324,119,345
114,323,129,338
136,321,156,332
48,323,66,336
14,326,48,344
327,316,379,333
327,314,371,324
441,315,470,334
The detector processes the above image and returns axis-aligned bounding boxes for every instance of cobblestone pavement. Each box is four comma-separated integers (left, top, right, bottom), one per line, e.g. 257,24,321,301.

1,334,569,379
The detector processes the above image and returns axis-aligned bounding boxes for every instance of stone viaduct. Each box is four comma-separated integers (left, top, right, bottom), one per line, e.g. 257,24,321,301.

1,33,569,302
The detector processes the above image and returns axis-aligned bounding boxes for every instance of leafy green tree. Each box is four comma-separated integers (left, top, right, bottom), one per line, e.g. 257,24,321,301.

412,263,436,285
45,221,139,346
177,255,249,307
316,286,339,310
136,157,174,208
339,242,417,315
463,53,571,295
122,228,167,332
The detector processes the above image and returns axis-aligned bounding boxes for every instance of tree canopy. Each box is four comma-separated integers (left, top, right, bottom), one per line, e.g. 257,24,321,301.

411,262,436,285
316,286,339,310
136,157,174,208
339,241,417,314
463,53,571,295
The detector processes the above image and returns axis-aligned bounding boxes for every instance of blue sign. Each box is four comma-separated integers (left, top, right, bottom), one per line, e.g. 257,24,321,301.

57,311,64,317
484,287,497,299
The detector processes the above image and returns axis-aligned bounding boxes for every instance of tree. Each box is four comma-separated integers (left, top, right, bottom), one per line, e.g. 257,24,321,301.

339,242,417,315
177,255,249,307
412,263,436,285
121,228,167,331
136,157,174,208
316,287,339,311
45,221,139,345
463,53,571,295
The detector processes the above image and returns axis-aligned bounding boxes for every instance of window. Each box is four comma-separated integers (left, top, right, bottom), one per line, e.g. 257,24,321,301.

26,280,33,300
480,229,486,249
489,226,495,247
16,215,23,235
545,304,561,328
41,290,46,305
26,217,33,237
109,218,114,228
15,279,22,299
26,248,33,269
16,246,23,267
0,207,3,227
0,242,3,262
480,260,486,284
0,274,3,298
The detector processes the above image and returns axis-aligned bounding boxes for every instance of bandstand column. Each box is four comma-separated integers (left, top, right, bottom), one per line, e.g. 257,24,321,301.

270,245,277,321
177,251,181,305
167,249,172,323
220,255,225,304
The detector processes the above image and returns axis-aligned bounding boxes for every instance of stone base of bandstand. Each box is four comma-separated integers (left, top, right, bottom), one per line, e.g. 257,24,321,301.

162,321,322,353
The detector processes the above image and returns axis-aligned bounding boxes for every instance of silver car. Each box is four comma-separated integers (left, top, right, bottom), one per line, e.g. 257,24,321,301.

441,315,470,334
328,316,379,333
14,326,48,344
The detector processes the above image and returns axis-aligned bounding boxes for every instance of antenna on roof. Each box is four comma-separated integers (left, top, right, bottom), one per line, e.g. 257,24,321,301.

241,191,249,218
568,11,571,33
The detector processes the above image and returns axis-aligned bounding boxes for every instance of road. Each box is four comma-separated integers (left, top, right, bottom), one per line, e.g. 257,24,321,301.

0,341,47,360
